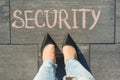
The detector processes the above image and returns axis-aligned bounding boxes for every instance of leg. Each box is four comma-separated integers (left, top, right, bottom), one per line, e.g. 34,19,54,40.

63,46,95,80
65,59,94,79
33,44,56,80
33,60,57,80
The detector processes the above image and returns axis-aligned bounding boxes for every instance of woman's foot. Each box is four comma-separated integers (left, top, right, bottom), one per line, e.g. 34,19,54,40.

42,44,56,63
63,45,77,63
41,33,57,63
62,34,78,63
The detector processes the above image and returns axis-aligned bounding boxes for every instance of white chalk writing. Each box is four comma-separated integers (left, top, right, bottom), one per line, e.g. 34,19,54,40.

12,9,101,30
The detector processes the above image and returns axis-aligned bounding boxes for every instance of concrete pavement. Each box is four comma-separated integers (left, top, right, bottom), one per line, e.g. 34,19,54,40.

0,0,120,80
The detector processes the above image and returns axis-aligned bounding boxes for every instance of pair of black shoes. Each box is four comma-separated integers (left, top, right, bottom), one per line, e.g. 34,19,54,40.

41,34,92,73
41,33,78,56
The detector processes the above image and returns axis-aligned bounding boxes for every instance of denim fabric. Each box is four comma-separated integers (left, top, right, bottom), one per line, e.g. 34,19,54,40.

33,60,57,80
33,59,95,80
64,59,95,80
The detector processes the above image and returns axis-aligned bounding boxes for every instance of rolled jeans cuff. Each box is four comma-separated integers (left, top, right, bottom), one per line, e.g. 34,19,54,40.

33,60,57,80
65,59,95,80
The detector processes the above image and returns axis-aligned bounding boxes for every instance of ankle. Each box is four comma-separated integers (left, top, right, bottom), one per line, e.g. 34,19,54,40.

42,44,56,63
63,45,77,63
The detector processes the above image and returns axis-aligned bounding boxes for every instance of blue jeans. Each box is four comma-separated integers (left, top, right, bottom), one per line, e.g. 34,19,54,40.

33,59,95,80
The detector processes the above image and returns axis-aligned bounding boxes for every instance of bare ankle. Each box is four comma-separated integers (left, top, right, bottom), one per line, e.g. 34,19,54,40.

63,45,77,63
42,44,56,63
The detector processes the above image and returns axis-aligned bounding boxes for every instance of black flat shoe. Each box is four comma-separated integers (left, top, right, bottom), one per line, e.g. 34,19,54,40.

63,34,78,52
41,33,56,54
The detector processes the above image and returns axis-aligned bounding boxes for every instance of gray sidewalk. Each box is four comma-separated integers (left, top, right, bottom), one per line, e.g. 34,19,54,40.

0,0,120,80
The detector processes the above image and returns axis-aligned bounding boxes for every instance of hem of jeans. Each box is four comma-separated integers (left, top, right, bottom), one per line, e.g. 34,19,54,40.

63,75,95,80
66,58,76,63
43,59,57,67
